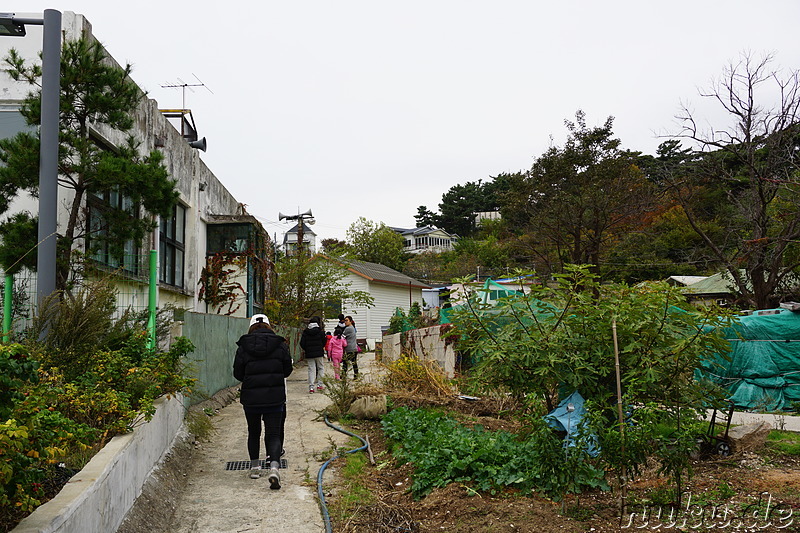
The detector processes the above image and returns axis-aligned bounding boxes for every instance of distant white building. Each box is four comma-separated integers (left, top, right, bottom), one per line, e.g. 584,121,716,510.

390,226,457,254
475,211,501,226
282,223,317,255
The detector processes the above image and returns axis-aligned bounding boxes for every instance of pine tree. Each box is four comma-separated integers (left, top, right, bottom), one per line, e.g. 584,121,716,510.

0,37,178,290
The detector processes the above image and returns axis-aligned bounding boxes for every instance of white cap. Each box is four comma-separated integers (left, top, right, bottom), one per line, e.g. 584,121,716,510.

249,314,270,326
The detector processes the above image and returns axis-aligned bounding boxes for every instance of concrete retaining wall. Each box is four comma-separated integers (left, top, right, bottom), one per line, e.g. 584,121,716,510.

13,394,185,533
382,325,456,378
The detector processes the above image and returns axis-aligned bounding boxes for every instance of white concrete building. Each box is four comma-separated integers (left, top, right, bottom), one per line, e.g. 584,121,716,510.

282,223,317,255
0,12,272,324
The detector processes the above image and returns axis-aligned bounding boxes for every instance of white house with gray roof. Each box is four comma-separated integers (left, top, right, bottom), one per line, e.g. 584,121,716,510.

390,226,457,254
320,256,431,347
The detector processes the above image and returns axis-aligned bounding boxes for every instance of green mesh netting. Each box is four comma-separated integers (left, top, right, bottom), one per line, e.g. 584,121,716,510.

698,309,800,411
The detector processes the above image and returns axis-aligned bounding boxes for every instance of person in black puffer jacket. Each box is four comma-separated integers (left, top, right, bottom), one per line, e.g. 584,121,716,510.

233,314,293,489
300,316,326,393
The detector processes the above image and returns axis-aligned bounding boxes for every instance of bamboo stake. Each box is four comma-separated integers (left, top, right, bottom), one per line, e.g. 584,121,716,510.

612,318,627,518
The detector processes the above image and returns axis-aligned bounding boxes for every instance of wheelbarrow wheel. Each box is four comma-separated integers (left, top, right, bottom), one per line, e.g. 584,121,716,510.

715,441,732,457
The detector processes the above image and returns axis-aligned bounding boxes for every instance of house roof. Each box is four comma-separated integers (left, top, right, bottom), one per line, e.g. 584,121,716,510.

320,255,432,289
682,270,800,299
682,271,739,296
389,226,456,238
667,275,708,286
284,223,317,236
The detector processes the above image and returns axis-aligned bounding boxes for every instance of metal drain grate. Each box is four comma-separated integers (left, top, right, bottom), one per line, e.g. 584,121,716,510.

225,459,287,471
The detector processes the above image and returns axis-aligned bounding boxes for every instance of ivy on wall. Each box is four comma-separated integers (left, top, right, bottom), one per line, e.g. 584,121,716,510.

198,247,273,316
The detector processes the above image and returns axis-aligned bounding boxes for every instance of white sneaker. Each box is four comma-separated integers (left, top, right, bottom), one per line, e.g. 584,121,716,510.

249,459,261,479
268,467,281,489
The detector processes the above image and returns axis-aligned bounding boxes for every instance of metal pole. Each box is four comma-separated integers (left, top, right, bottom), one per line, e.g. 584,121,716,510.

297,217,305,256
147,249,157,349
3,273,12,342
36,9,61,304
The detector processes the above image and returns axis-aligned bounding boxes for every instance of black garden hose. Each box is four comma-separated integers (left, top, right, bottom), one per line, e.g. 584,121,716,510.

317,414,369,533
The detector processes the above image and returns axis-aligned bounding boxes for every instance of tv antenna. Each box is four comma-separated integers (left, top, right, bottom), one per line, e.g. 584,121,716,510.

161,73,213,110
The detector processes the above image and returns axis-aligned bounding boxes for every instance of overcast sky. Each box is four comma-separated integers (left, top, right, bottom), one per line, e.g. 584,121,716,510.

16,1,800,242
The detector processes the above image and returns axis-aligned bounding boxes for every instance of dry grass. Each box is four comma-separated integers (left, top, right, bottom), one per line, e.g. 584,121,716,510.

379,354,456,397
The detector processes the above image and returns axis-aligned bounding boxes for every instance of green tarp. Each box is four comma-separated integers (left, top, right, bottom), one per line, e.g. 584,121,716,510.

439,278,547,325
441,280,800,412
698,309,800,411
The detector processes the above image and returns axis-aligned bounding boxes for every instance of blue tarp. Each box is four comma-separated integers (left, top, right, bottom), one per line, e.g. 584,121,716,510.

544,390,599,456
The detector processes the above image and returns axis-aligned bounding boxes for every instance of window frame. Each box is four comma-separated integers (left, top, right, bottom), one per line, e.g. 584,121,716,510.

86,188,142,275
160,203,186,288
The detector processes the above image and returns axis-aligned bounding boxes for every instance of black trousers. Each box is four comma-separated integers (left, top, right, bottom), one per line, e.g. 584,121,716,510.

342,350,359,377
244,407,285,462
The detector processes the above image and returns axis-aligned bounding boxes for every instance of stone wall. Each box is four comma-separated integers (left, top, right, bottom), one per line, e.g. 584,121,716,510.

382,325,456,378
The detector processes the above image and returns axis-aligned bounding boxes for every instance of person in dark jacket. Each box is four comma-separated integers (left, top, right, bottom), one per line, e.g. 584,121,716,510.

233,314,293,489
341,315,359,379
300,316,326,393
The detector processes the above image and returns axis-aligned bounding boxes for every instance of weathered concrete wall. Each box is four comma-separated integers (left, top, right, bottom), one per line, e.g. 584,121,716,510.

381,325,455,378
382,332,402,363
12,394,185,533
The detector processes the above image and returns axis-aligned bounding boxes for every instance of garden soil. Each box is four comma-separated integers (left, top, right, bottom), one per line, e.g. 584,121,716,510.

117,353,382,533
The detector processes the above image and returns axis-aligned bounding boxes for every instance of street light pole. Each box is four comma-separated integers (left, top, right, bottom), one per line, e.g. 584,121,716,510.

37,10,61,303
0,10,61,304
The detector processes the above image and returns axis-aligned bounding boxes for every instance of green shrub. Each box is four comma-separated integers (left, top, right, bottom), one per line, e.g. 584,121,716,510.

0,346,98,516
0,333,195,521
0,344,38,420
382,406,607,500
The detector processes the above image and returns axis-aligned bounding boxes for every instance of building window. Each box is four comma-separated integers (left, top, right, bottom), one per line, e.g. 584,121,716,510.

207,223,250,254
160,204,185,287
324,298,342,320
87,189,141,274
206,222,270,309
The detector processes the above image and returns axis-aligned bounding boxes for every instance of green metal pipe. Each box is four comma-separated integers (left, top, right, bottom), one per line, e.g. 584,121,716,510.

147,249,157,349
3,273,12,343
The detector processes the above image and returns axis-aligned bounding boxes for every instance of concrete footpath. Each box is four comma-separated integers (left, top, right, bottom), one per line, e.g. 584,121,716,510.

163,352,379,533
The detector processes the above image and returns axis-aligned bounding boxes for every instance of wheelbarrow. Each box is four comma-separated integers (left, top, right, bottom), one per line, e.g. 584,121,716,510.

701,399,735,456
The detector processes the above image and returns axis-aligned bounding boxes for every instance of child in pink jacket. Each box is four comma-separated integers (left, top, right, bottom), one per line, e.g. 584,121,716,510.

326,328,347,380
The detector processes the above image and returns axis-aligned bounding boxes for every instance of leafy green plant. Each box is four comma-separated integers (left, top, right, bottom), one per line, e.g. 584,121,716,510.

382,406,607,500
0,344,38,420
387,302,430,334
1,327,195,524
0,345,98,520
446,265,733,505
